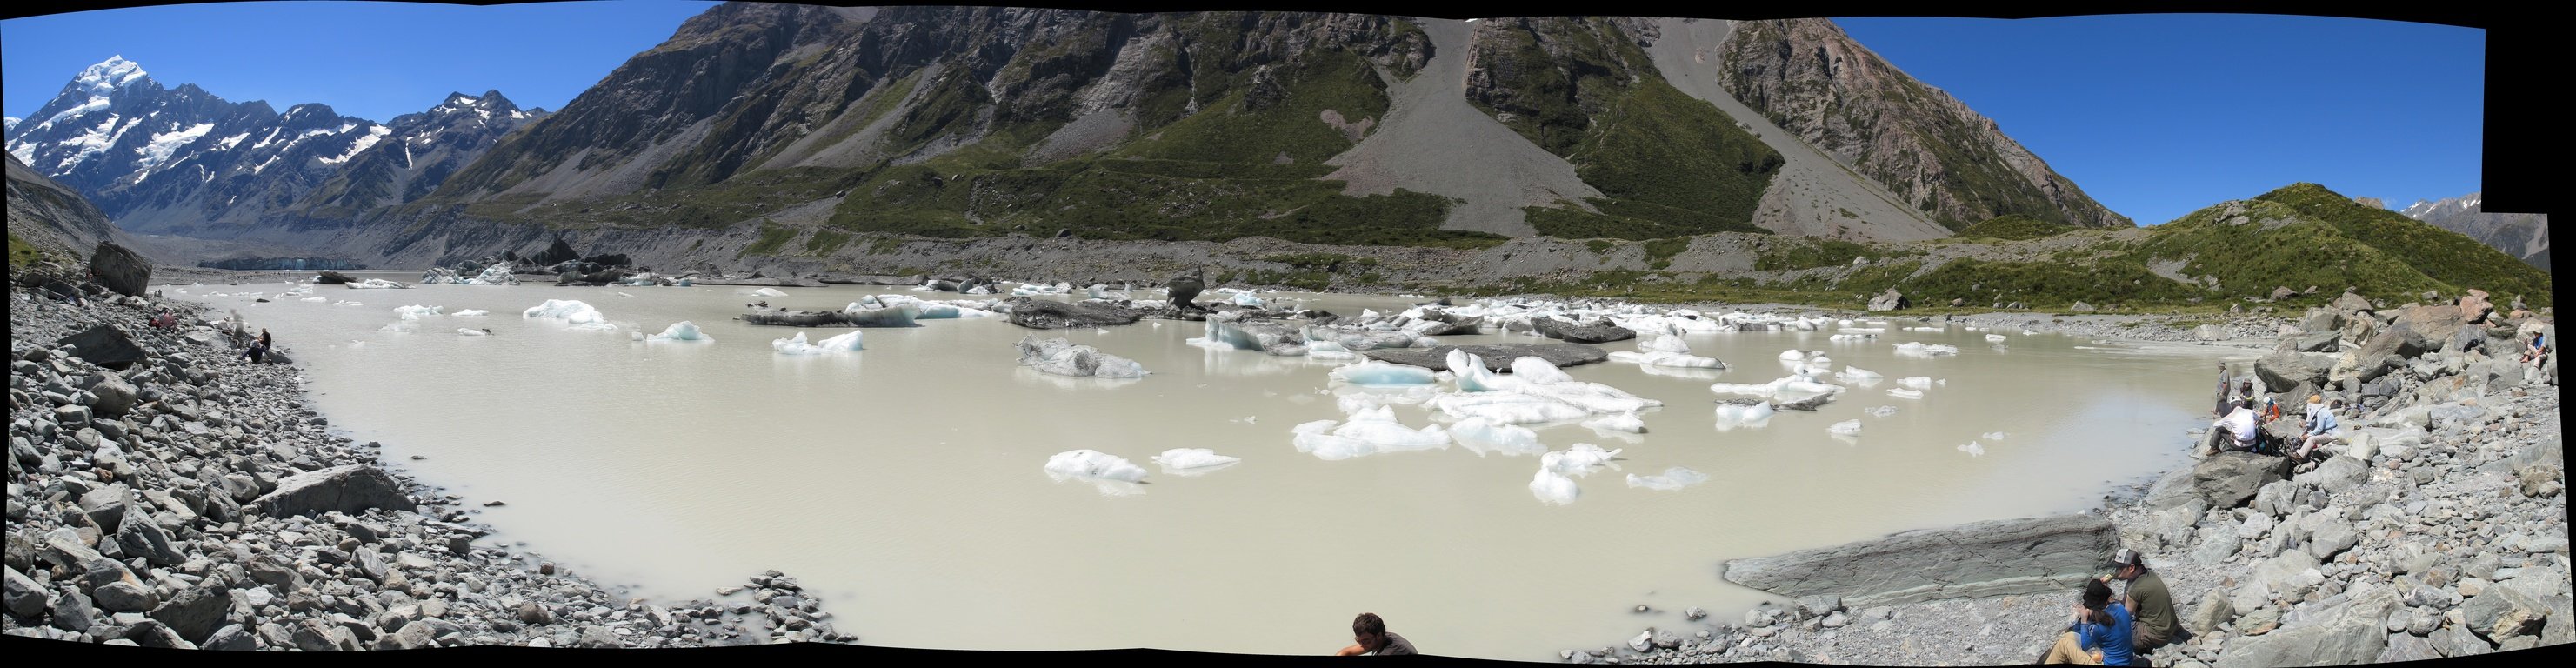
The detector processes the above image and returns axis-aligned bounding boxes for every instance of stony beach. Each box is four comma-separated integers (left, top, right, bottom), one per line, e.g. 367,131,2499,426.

1565,295,2566,664
5,269,858,649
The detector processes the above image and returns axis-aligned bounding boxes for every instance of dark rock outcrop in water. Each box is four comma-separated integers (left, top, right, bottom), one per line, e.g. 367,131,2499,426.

87,242,152,297
315,271,356,284
1719,514,2120,607
1532,317,1635,344
1004,297,1146,329
1362,344,1609,371
1167,270,1207,312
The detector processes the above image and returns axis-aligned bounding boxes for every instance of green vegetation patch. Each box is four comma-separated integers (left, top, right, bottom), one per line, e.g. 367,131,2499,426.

1641,237,1691,271
737,224,799,259
2251,183,2552,305
1956,214,2079,241
1754,238,1872,271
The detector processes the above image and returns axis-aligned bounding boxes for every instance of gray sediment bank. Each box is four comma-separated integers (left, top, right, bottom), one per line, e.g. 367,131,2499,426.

4,271,858,649
1565,298,2565,664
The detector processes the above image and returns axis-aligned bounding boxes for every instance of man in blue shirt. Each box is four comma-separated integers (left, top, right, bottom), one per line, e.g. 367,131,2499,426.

2043,579,2136,665
2291,396,2343,464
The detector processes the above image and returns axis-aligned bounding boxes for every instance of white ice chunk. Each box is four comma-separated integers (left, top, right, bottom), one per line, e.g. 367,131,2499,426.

453,310,490,317
348,279,406,290
1609,351,1725,368
1779,349,1807,361
1982,431,2007,441
457,328,488,337
1865,405,1899,418
1887,388,1924,399
1045,450,1148,482
1329,360,1437,386
300,297,326,303
1510,356,1572,384
1151,448,1241,474
647,321,714,343
1231,291,1265,307
1541,444,1622,477
1899,377,1935,389
1582,412,1646,433
1828,419,1862,437
1450,417,1546,457
1529,469,1580,505
1907,326,1944,332
1426,392,1592,425
752,288,789,297
1712,402,1774,429
523,299,614,330
1959,441,1986,457
1626,467,1709,491
1637,333,1692,354
1985,334,2009,343
394,304,444,320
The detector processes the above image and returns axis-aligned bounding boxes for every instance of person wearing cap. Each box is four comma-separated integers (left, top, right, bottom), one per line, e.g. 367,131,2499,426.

2106,549,2183,652
2290,396,2344,464
2042,578,2134,665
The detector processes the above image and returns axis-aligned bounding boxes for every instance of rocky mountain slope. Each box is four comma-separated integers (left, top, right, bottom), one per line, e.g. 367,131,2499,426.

2396,193,2549,271
322,3,2132,264
7,154,133,264
3,57,540,240
1714,19,2132,230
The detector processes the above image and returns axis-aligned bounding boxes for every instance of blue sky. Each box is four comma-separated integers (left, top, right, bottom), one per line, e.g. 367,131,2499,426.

4,5,2484,226
3,1,715,124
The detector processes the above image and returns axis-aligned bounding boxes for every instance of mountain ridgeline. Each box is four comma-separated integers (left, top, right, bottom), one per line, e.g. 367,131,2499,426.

0,4,2125,270
2394,193,2549,272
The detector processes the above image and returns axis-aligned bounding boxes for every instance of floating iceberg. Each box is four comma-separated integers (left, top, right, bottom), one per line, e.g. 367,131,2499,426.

300,296,326,303
1959,441,1986,457
1582,412,1646,433
376,322,415,333
1427,391,1592,425
1828,419,1862,437
1894,342,1960,357
1898,377,1935,389
1045,450,1148,482
1865,405,1899,418
1985,334,2009,343
1016,335,1145,378
457,328,489,337
1626,467,1709,491
1712,401,1774,429
524,299,616,331
1529,469,1580,505
1637,333,1693,354
1827,333,1875,343
1291,412,1450,460
1906,326,1945,333
348,279,408,289
394,304,444,320
1541,444,1622,477
453,310,490,317
1887,388,1924,399
1231,291,1265,307
1151,448,1241,474
752,288,789,297
1450,417,1546,457
1779,349,1808,361
1982,431,2008,441
1610,351,1725,369
1329,360,1437,386
1510,357,1574,384
1834,366,1884,384
647,321,715,343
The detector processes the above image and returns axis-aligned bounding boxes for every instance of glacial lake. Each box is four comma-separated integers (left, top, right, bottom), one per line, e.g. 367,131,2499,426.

168,273,2231,660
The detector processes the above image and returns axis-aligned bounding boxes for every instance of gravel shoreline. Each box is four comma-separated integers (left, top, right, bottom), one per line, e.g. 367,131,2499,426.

1560,301,2566,664
5,273,858,649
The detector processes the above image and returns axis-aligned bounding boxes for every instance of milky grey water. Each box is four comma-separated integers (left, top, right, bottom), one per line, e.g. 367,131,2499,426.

168,273,2231,660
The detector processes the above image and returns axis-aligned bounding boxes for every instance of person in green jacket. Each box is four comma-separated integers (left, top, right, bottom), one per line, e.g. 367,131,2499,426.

2109,549,2184,652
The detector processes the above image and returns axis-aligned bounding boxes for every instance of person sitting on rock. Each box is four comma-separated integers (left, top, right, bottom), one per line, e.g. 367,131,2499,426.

2109,548,2184,653
2211,399,2260,453
2042,578,2134,665
2526,331,2549,366
243,338,268,364
2290,396,2344,464
1334,612,1417,656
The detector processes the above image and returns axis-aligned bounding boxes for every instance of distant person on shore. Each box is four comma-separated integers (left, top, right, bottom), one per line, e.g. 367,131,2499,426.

2291,396,2344,464
2212,399,2259,453
2212,364,2232,417
258,328,272,350
243,338,268,364
2526,331,2549,366
2041,579,2134,665
1334,612,1417,656
2109,548,2184,652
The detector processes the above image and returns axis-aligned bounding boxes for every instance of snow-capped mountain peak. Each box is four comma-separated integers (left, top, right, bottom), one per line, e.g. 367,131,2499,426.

76,56,150,97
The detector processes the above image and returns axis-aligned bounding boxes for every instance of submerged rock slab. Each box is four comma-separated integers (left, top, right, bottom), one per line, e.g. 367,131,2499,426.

1363,344,1609,372
1720,514,2118,607
1006,297,1147,329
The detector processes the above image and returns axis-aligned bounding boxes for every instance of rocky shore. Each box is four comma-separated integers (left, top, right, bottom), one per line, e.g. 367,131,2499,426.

1566,295,2566,664
4,270,858,650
